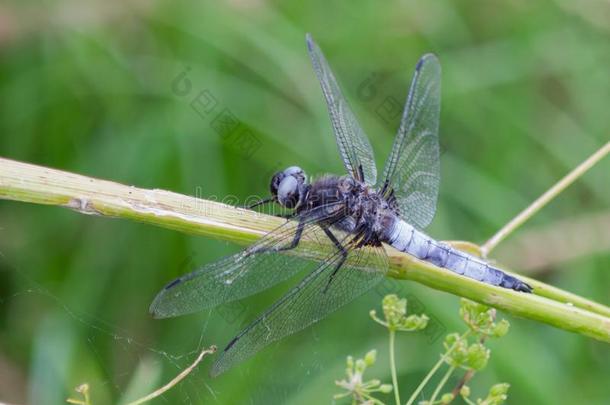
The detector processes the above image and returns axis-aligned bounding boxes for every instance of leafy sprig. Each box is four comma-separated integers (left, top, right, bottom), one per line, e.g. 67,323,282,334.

334,350,393,405
335,296,513,405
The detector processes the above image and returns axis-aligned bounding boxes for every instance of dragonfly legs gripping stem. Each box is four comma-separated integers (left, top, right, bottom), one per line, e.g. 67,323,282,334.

277,218,305,251
320,225,348,293
247,218,306,258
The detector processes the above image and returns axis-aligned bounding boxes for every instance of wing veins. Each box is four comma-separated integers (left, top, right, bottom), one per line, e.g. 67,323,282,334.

150,202,348,318
211,234,388,376
307,34,377,185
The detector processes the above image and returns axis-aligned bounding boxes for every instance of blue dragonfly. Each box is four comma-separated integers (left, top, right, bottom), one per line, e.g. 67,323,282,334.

150,34,532,377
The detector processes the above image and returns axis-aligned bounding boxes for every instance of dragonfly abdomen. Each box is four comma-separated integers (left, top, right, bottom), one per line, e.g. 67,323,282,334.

386,219,532,292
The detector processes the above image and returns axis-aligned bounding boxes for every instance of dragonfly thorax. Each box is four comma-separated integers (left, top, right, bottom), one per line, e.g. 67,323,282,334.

302,175,399,246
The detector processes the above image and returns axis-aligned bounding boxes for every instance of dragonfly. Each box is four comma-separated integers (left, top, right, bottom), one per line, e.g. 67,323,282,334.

150,34,532,377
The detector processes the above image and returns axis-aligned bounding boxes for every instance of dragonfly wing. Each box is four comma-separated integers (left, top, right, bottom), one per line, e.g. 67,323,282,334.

150,203,346,318
379,54,441,230
210,235,388,376
307,34,377,185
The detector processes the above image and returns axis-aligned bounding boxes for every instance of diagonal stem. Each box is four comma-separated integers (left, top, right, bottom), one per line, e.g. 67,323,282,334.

125,346,216,405
406,331,470,405
482,142,610,257
429,365,456,404
1,157,610,343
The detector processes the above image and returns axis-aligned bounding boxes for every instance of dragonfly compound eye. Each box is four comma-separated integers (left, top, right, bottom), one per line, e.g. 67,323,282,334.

270,172,286,196
277,176,300,208
283,166,307,183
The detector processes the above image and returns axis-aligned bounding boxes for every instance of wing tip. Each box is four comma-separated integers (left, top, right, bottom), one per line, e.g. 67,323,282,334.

208,335,241,378
416,53,440,71
148,276,186,318
209,363,222,378
148,296,167,319
208,345,233,378
305,33,315,52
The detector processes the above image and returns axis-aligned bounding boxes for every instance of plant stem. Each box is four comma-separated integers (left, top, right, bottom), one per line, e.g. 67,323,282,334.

2,157,610,342
448,334,488,403
481,142,610,257
125,346,216,405
462,396,476,405
389,329,400,405
405,332,469,405
362,394,386,405
429,365,456,404
405,356,445,405
449,369,474,403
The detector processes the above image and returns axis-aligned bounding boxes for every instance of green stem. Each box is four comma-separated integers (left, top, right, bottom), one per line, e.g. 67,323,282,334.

362,394,386,405
462,396,476,405
481,142,610,256
1,157,610,342
429,365,456,405
389,329,400,405
405,332,469,405
405,356,445,405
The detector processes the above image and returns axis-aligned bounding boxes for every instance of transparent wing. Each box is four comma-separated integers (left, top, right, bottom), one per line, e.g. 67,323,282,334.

150,203,346,318
210,236,388,376
379,54,441,230
307,34,377,185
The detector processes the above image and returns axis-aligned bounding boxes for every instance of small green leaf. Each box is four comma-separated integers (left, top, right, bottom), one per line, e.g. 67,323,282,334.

492,319,510,338
481,383,510,405
466,343,490,371
441,393,454,403
489,383,510,396
402,314,430,331
460,298,511,338
355,358,366,374
364,349,377,366
382,294,407,327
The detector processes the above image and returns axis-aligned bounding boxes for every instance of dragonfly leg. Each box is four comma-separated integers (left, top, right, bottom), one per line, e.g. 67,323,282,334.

246,219,305,257
278,218,305,251
247,218,305,258
320,226,348,293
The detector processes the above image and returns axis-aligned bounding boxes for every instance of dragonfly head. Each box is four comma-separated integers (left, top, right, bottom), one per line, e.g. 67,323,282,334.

270,166,308,209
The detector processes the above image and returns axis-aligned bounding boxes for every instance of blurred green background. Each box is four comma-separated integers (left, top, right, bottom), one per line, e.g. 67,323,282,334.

1,1,609,404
